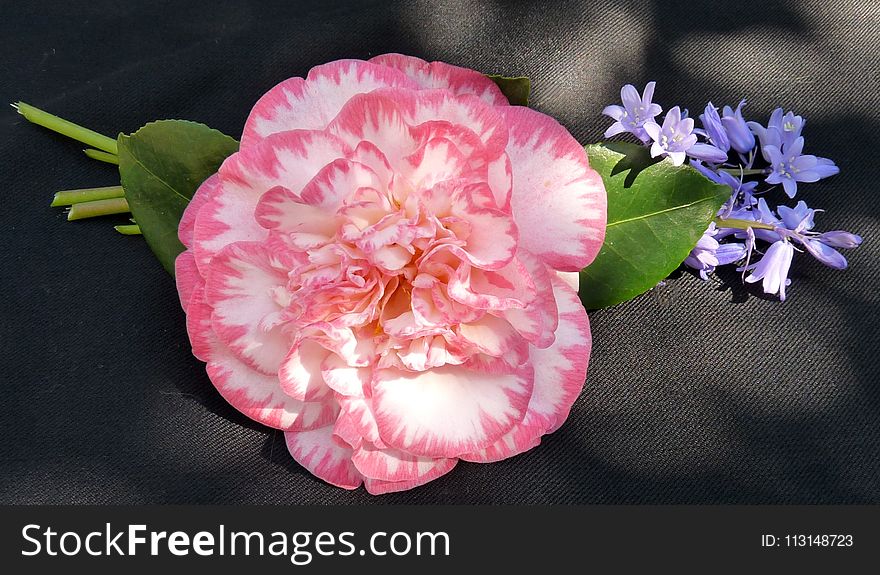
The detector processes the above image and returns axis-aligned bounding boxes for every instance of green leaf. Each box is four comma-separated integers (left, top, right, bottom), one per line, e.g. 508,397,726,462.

117,120,239,275
486,74,531,106
579,142,730,309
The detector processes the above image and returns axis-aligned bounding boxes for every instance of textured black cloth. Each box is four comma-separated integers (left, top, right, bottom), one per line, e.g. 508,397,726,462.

1,0,878,504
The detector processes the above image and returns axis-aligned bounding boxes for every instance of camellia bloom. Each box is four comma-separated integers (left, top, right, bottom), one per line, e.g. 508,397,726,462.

174,55,607,494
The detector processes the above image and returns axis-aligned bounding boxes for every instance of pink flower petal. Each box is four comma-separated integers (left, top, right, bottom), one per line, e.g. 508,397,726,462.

336,394,386,449
253,185,337,235
187,288,336,431
456,314,523,358
522,275,591,434
487,154,513,210
179,174,219,249
321,353,369,397
407,89,508,161
193,130,349,273
220,129,352,198
500,250,558,348
369,53,508,107
241,59,419,146
352,441,457,484
447,257,537,311
402,137,472,192
327,91,421,168
299,158,382,210
461,275,591,461
285,425,363,490
302,323,376,367
500,106,607,271
204,241,292,375
278,340,334,402
174,250,203,312
447,182,518,270
458,412,543,463
191,175,267,276
371,363,534,458
363,458,458,495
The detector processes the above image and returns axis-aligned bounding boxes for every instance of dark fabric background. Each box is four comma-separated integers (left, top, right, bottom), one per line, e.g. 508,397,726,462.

1,0,878,504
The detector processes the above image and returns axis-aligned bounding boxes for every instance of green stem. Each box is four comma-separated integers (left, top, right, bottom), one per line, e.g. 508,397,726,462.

13,101,118,155
84,148,119,164
114,224,142,235
67,197,130,221
720,168,766,176
714,217,776,231
52,185,125,207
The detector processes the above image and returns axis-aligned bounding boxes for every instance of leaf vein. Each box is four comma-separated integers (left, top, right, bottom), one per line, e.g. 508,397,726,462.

607,193,718,228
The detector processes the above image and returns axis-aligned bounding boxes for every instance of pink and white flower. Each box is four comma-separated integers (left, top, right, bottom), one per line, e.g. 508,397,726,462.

175,54,606,494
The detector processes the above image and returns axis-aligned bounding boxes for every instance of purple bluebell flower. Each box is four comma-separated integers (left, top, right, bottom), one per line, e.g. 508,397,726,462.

684,223,747,280
745,240,794,301
775,109,806,149
748,108,806,157
764,137,839,198
699,102,730,152
643,106,697,166
721,100,755,154
603,82,663,143
685,225,722,280
801,238,848,269
772,200,860,270
777,201,814,231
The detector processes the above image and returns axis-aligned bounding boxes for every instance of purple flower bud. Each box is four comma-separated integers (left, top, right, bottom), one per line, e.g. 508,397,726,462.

745,240,794,301
688,142,729,163
802,238,848,270
721,100,755,154
818,230,862,249
699,102,730,151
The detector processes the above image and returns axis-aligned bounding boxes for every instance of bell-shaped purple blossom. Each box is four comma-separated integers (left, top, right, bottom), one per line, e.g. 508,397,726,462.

745,240,794,301
603,82,663,143
602,83,862,302
643,106,697,166
767,200,860,270
802,238,848,269
699,102,730,152
721,100,755,154
685,223,747,279
764,137,839,198
777,201,815,231
748,108,806,159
